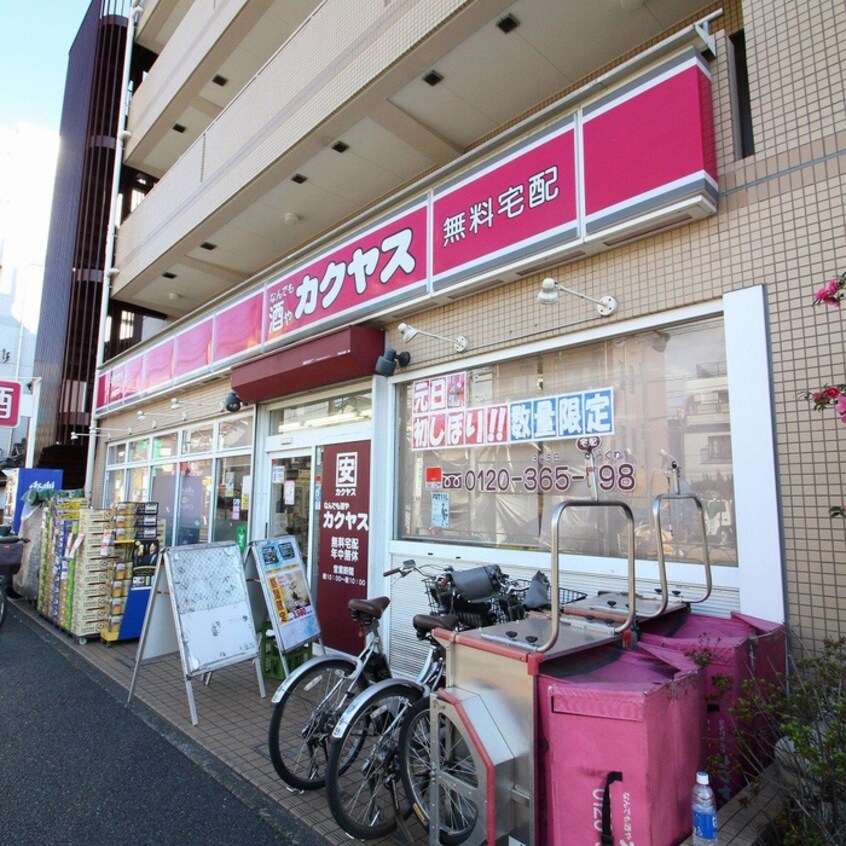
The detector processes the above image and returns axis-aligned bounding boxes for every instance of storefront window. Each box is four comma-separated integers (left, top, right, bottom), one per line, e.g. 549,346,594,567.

184,425,213,454
213,456,250,543
218,416,252,450
107,443,126,464
104,468,125,506
396,318,737,564
270,391,372,434
105,414,253,549
152,433,178,459
128,438,150,463
151,463,178,546
127,466,148,503
178,460,212,545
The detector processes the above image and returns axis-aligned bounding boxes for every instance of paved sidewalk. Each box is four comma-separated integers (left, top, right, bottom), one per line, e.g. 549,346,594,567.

7,598,425,846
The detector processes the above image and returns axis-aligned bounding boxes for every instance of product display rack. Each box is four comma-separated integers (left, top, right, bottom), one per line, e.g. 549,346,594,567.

37,498,116,644
100,502,162,643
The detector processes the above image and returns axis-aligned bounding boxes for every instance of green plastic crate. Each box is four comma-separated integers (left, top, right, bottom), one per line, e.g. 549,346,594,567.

259,623,312,680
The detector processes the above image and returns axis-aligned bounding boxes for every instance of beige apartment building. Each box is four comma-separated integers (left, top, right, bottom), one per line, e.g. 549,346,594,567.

89,0,845,657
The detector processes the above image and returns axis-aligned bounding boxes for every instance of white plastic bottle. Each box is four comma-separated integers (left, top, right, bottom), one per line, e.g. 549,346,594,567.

691,771,718,846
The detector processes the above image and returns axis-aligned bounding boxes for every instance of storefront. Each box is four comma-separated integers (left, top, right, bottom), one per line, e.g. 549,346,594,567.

92,28,784,655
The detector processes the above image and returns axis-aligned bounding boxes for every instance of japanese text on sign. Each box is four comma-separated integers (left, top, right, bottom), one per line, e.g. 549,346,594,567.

264,206,427,342
0,380,21,427
441,166,560,247
411,373,614,451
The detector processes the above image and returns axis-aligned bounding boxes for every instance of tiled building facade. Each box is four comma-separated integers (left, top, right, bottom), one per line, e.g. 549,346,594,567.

72,0,846,655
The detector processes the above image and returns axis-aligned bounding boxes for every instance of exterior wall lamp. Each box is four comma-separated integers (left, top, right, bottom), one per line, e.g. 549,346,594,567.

537,277,619,316
398,322,468,353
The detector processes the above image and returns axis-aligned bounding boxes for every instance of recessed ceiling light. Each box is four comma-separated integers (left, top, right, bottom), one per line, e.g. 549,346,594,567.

212,74,228,86
496,13,519,33
423,70,443,86
332,141,349,153
173,123,186,133
162,271,177,279
200,241,217,251
291,173,307,184
168,292,182,301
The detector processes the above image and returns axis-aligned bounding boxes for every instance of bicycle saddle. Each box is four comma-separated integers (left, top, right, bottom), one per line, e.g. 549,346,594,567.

348,596,390,619
412,613,460,637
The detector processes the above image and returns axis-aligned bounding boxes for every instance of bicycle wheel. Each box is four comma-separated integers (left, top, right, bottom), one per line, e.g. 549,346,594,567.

399,697,479,845
0,584,6,630
268,657,365,791
326,683,420,840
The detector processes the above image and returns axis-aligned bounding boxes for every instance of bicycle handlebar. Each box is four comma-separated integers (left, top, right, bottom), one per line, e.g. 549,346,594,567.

383,559,418,577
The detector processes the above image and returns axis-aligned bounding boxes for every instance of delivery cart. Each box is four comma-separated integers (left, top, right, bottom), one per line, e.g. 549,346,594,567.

428,483,716,845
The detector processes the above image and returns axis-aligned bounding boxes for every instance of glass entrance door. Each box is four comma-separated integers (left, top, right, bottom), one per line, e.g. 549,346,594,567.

269,453,312,568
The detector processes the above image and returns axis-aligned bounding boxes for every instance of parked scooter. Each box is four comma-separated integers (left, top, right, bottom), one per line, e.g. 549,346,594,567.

0,526,28,630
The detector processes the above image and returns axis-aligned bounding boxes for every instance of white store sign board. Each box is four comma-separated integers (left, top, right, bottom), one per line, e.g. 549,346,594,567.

127,542,265,725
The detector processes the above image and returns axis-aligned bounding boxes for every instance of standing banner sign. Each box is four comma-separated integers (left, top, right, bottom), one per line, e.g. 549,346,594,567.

249,535,319,653
127,542,265,725
318,441,371,653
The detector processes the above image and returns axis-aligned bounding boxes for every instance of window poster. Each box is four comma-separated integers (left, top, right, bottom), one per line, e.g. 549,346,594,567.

431,492,450,528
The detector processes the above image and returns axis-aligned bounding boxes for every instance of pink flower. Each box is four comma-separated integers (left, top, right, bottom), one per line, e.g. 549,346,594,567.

836,395,846,421
814,277,845,307
810,386,843,409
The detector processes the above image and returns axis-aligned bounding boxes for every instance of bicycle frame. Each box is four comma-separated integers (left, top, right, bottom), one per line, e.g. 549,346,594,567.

270,632,386,704
330,628,446,738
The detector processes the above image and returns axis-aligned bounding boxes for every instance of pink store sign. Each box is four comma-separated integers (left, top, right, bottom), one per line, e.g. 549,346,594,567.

432,119,577,288
263,202,429,345
96,49,715,412
582,50,716,234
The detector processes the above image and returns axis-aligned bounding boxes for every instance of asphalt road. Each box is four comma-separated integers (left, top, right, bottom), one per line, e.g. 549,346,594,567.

0,604,326,846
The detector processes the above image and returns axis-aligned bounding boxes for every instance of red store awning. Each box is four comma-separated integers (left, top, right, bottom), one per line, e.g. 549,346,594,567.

230,326,385,403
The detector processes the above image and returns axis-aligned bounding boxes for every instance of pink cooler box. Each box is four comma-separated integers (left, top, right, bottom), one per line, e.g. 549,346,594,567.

536,644,703,846
640,609,786,805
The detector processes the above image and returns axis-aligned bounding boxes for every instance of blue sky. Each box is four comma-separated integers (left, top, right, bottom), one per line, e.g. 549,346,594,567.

0,0,95,133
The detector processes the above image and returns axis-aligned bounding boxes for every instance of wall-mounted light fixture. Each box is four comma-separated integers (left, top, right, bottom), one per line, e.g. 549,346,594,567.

374,348,411,377
537,277,618,316
398,322,468,353
71,427,132,442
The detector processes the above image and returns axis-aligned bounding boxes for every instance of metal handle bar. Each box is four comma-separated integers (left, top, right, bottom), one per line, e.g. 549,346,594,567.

383,558,418,577
651,493,712,604
540,499,636,653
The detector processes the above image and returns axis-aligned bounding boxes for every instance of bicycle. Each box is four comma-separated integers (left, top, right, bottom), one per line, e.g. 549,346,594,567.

324,597,466,841
267,559,460,792
268,593,392,791
323,557,538,842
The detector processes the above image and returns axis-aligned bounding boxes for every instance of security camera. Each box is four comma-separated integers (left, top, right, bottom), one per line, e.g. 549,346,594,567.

374,349,411,377
224,391,243,413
